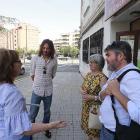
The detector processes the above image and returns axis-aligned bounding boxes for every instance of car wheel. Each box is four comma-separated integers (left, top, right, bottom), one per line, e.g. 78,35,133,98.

21,68,25,75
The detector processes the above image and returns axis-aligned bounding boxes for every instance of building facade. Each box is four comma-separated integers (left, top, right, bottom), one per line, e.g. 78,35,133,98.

0,23,40,52
79,0,140,77
54,30,80,54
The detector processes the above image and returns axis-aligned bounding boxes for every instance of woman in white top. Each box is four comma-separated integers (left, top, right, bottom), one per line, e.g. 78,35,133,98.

0,49,67,140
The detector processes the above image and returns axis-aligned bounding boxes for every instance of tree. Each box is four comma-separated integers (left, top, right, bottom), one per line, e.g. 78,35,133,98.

27,49,36,55
0,15,19,34
60,46,64,55
17,48,24,56
63,46,71,56
70,47,79,58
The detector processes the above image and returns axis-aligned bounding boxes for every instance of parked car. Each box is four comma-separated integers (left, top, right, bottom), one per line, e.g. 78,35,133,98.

27,56,32,60
21,64,25,75
58,55,69,61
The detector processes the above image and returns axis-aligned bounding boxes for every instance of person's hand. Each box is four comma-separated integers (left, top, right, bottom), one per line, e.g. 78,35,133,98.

104,86,112,96
81,89,87,95
82,94,91,102
108,78,120,96
48,120,67,129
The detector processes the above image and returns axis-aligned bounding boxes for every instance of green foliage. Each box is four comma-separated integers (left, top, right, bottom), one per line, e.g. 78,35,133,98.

17,48,24,56
27,49,36,55
71,47,79,57
63,46,71,56
60,46,64,55
0,15,19,34
59,45,79,57
137,59,140,69
36,49,39,54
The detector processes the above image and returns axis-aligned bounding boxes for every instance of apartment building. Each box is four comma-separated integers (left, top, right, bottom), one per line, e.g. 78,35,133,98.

0,23,40,52
54,30,80,53
0,24,7,48
79,0,140,77
0,33,7,48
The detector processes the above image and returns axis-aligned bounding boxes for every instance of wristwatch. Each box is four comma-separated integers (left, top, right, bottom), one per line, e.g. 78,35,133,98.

94,96,98,101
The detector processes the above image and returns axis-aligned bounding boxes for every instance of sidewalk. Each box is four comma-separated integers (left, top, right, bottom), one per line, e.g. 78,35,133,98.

15,71,86,140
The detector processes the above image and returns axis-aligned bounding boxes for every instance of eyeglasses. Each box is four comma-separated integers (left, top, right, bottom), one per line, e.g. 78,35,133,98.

43,66,46,74
89,60,97,65
15,60,22,64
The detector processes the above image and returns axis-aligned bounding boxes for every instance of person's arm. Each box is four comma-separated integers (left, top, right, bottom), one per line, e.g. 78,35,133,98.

52,58,58,79
4,88,67,136
108,78,129,111
30,56,36,80
21,121,67,135
108,77,140,124
79,85,86,95
82,76,108,101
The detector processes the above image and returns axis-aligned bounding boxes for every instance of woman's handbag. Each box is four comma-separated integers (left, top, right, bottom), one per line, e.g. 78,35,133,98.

88,105,102,129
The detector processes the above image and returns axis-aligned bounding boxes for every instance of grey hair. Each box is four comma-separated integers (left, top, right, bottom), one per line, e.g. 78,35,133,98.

90,54,105,71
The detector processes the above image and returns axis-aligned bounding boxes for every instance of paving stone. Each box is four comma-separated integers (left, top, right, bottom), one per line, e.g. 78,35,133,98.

15,70,86,140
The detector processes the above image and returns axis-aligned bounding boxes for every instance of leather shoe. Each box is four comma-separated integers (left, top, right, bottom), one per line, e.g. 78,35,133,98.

30,135,32,140
45,130,51,138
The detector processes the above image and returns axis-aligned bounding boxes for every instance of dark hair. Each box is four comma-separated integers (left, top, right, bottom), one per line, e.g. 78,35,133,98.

0,49,19,84
104,41,132,63
39,39,55,59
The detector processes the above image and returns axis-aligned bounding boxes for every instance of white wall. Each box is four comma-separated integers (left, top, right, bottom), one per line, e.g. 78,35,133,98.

111,21,130,41
80,16,131,77
82,0,103,27
80,16,104,77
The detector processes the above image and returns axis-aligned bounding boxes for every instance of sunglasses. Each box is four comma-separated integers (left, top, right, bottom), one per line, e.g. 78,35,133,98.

43,66,46,74
110,41,126,55
110,41,117,46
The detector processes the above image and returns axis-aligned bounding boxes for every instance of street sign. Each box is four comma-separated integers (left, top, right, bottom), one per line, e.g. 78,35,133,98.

105,0,132,21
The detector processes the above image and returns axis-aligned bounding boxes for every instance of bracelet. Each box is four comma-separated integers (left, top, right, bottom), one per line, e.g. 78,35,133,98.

94,96,98,101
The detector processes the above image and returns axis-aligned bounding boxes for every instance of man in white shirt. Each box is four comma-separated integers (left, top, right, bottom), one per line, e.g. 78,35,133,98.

30,39,57,140
99,41,140,140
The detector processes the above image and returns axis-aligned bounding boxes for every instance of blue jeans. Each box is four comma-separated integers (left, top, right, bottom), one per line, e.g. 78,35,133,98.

30,91,52,124
20,136,30,140
100,125,115,140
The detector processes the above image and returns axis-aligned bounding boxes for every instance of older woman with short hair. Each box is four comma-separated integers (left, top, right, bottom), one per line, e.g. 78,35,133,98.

0,49,67,140
79,54,107,140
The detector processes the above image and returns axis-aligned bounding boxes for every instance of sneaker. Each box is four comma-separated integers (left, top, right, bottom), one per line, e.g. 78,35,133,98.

45,130,51,138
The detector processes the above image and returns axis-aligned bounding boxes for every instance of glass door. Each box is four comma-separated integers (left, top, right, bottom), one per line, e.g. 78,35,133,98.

116,30,140,68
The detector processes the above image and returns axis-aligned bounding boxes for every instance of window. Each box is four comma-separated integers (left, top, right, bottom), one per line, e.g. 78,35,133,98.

83,37,89,63
90,28,104,55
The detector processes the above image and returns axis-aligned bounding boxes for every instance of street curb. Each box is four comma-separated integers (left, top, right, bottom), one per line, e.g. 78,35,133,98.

14,76,30,82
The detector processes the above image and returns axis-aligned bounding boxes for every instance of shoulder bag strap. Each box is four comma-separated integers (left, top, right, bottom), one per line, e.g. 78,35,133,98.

111,69,140,126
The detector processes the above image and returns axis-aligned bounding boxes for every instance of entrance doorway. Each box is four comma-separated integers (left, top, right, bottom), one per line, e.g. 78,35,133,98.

116,30,140,69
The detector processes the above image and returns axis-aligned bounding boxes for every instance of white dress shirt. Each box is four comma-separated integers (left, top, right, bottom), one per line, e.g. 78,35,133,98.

30,56,57,97
99,63,140,132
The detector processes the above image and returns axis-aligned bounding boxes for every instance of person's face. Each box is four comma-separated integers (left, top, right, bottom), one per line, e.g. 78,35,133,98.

105,50,120,71
42,43,51,56
12,59,22,77
89,58,98,71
